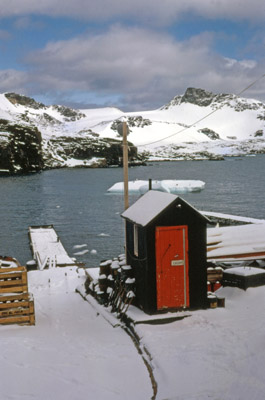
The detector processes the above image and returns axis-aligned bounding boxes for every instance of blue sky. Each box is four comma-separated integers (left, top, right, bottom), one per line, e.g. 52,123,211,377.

0,0,264,110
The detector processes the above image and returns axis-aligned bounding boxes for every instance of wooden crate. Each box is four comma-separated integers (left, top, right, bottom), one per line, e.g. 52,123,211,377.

0,266,35,325
0,292,35,325
0,266,28,294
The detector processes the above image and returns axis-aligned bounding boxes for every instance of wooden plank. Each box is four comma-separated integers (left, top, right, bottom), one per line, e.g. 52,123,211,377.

0,293,30,302
28,300,35,315
0,272,26,280
0,301,30,310
209,250,265,261
0,315,32,325
0,278,28,288
0,307,32,318
0,285,28,293
21,271,28,285
29,313,35,325
0,266,26,274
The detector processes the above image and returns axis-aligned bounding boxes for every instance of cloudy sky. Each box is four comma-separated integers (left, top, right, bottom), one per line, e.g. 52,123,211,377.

0,0,264,110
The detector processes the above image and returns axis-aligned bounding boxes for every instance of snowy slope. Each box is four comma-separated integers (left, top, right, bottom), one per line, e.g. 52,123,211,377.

0,88,265,160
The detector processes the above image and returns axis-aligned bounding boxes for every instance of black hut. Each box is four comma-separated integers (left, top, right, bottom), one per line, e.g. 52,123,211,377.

121,190,209,314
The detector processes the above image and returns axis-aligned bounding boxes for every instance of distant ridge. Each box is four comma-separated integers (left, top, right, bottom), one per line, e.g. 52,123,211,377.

0,88,265,171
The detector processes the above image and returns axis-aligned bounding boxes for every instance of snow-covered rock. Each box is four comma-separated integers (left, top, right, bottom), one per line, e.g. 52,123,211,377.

0,87,265,171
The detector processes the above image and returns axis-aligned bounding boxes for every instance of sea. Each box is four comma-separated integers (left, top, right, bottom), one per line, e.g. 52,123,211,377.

1,155,265,267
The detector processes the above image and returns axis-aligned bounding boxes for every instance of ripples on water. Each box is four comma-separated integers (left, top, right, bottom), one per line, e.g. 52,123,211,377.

1,156,265,267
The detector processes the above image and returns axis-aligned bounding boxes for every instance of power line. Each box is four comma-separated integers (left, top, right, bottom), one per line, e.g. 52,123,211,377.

135,73,265,148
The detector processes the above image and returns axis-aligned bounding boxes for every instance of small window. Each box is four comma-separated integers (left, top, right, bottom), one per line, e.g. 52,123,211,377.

134,224,139,257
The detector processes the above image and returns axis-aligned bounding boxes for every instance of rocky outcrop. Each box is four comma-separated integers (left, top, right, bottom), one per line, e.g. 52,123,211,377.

5,92,46,110
51,105,86,121
181,88,216,107
111,116,152,135
5,93,86,122
42,136,141,168
0,123,143,172
199,128,221,140
163,88,265,114
0,119,43,173
254,130,263,137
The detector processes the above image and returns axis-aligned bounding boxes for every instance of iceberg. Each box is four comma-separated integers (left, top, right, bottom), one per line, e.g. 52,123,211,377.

107,179,205,194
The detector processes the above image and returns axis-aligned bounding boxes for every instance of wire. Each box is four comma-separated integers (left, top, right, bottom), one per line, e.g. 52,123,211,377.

135,73,265,148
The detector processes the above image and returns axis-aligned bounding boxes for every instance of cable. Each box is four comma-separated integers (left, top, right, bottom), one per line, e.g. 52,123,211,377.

134,73,265,148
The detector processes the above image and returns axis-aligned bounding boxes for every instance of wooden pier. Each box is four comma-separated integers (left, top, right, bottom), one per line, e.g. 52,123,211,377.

29,225,83,270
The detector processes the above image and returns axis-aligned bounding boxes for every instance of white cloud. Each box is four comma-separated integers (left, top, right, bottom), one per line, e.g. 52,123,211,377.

21,26,265,109
1,0,264,23
0,69,28,92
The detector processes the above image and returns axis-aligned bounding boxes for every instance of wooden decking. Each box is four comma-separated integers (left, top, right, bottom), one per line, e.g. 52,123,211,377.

29,225,83,270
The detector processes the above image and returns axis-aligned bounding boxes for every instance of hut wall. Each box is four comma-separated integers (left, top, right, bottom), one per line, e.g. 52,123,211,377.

125,222,150,312
125,198,208,314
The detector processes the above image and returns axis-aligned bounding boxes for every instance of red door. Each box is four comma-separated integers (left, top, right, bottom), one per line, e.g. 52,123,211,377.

156,225,189,310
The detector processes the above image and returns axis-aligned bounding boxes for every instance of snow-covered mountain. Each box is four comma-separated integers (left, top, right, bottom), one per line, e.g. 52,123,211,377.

0,88,265,172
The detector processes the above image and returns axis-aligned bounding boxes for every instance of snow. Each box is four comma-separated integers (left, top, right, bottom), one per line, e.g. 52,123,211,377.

29,226,77,268
121,190,207,227
73,244,87,249
207,223,265,261
1,91,264,161
224,266,265,277
203,210,265,224
1,266,265,399
63,157,105,167
0,267,152,400
73,249,89,256
107,180,205,194
135,285,265,399
121,190,177,226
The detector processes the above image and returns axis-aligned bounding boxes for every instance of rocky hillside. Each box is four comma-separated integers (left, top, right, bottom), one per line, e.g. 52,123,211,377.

0,93,141,173
0,88,264,173
0,119,43,173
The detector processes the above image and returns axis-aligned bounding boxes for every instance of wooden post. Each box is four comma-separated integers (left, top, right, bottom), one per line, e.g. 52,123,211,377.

149,179,152,190
123,122,129,210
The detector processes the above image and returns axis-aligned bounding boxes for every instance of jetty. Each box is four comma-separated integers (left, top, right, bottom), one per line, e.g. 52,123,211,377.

28,225,83,270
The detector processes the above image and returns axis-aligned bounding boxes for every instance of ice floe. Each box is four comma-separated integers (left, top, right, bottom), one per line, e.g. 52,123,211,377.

107,179,205,194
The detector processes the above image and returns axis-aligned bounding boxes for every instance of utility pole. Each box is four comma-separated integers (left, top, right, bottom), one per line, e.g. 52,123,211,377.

123,121,129,210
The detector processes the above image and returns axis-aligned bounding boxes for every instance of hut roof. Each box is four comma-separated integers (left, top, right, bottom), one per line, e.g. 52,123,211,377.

121,190,209,227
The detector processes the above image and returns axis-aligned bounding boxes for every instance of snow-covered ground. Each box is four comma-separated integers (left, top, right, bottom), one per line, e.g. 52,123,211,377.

137,284,265,399
0,268,152,400
1,267,265,399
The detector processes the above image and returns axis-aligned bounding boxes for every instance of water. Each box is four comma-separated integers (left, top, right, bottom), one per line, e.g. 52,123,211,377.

1,155,265,267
